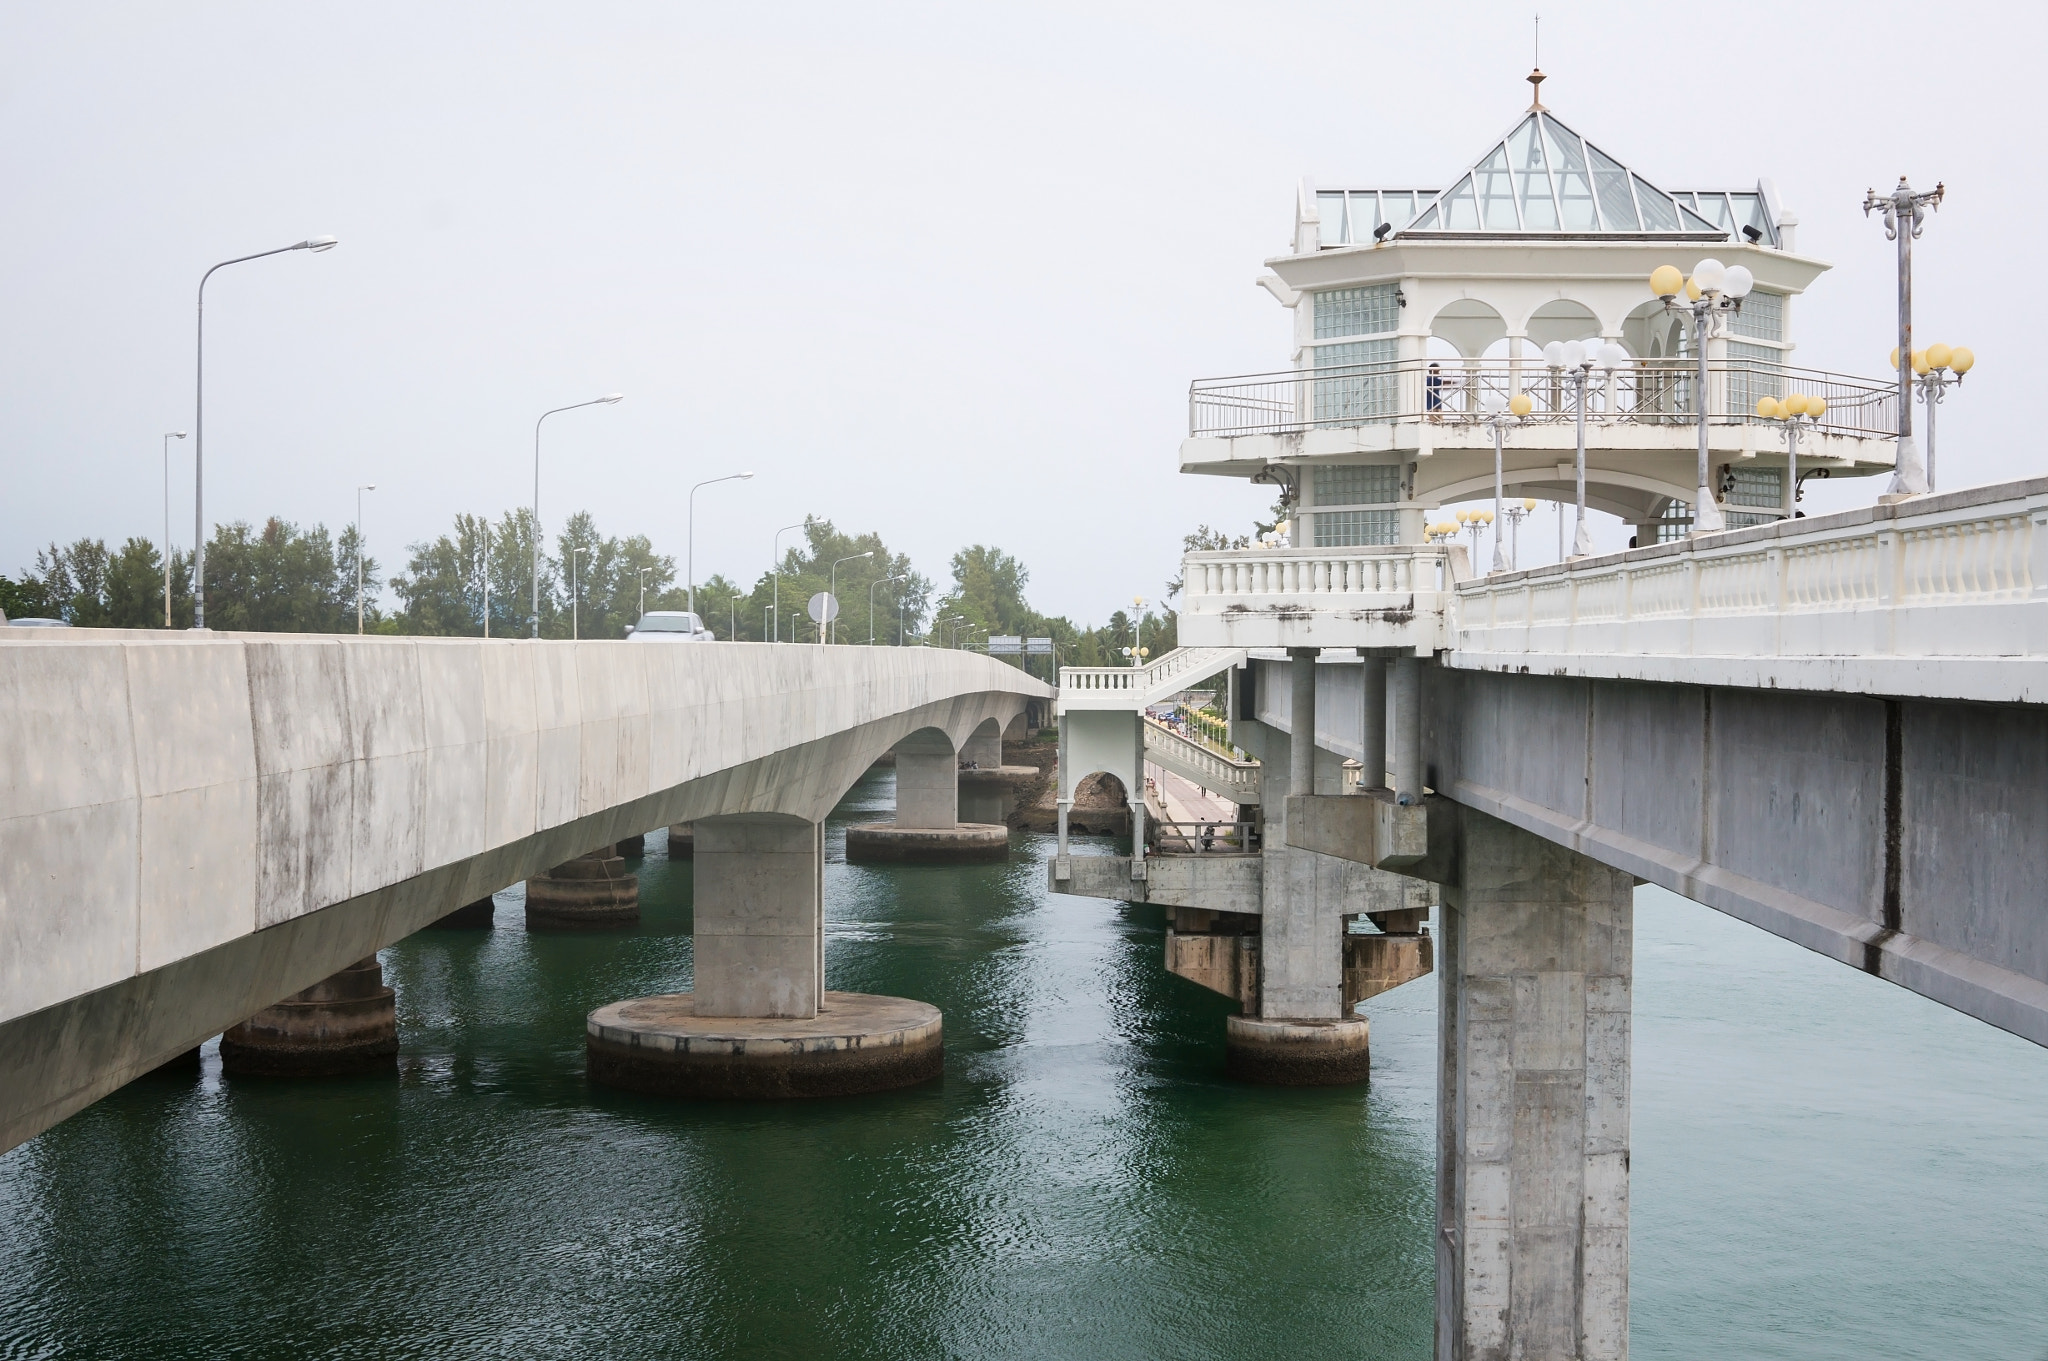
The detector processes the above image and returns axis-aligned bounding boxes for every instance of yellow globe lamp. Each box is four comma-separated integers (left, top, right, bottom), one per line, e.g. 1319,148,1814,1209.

1950,346,1975,375
1889,347,1900,370
1522,497,1537,511
1508,392,1534,417
1911,348,1931,375
1684,275,1703,302
1756,396,1783,419
1926,343,1953,371
1808,396,1828,419
1479,509,1495,524
1649,265,1685,298
1785,393,1810,417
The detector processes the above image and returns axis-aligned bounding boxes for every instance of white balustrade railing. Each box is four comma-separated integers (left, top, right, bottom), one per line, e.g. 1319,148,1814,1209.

1059,646,1245,711
1178,543,1467,650
1143,717,1261,805
1448,477,2048,703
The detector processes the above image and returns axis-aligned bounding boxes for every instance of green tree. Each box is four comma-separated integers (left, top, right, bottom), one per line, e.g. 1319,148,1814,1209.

739,518,928,645
25,537,196,628
203,519,362,632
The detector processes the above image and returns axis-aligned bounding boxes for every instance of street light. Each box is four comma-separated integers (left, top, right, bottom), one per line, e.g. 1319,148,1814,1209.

532,394,622,636
729,592,743,640
637,566,651,619
1651,260,1753,535
1543,337,1632,556
687,471,754,616
478,522,491,639
1479,391,1533,571
355,484,376,634
1503,497,1538,570
161,431,186,627
1754,393,1828,518
870,573,906,645
828,551,874,644
192,236,337,630
1865,177,1946,496
1457,506,1494,560
770,520,808,643
1891,343,1974,491
569,547,587,640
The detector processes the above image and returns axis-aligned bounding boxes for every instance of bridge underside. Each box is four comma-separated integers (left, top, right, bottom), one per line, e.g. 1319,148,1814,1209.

1245,654,2048,1048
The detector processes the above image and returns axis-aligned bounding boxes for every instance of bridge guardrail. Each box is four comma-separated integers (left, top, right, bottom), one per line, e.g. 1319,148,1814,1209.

1143,717,1261,805
1177,543,1467,651
1058,646,1245,711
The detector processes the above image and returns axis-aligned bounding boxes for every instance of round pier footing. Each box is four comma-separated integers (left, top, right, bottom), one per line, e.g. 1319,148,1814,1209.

220,958,398,1078
525,853,639,929
587,991,943,1099
957,765,1041,793
1225,1015,1370,1086
843,822,1008,864
666,823,693,859
430,896,497,928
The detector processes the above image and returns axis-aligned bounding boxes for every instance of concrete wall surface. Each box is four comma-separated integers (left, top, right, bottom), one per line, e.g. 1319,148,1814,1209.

0,633,1048,1150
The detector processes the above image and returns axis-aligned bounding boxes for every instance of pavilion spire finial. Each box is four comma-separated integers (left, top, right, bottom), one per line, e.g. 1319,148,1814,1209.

1527,67,1546,111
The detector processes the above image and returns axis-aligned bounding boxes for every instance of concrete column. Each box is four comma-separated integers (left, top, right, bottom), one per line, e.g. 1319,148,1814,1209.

1393,654,1424,805
666,822,694,859
894,730,958,830
1289,648,1317,803
692,814,824,1019
961,724,1003,769
1437,808,1633,1361
220,957,397,1077
525,848,639,929
1360,656,1387,789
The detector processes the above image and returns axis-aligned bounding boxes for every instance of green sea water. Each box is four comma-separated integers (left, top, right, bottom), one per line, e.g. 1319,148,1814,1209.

2,768,2044,1359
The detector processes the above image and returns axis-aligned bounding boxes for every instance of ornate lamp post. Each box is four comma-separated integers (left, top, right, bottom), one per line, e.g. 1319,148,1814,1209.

1479,390,1533,571
1651,259,1755,535
1502,496,1537,570
1544,338,1633,556
1864,177,1945,496
1456,506,1494,560
1895,343,1974,491
1753,393,1829,518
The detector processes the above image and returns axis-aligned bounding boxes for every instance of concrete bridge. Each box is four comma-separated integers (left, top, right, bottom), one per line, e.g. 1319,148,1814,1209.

0,633,1049,1150
1053,475,2048,1359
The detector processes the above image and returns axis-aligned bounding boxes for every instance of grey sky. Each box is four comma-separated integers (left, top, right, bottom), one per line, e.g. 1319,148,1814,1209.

2,2,2037,620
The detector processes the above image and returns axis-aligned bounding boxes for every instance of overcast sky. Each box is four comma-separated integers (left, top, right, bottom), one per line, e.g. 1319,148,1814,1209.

2,2,2038,622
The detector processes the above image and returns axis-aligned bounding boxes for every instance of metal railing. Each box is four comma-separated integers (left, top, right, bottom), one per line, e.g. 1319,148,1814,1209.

1149,819,1260,855
1189,356,1897,441
1059,646,1243,704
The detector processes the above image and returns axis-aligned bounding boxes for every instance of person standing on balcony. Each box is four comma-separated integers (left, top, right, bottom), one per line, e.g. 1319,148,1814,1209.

1426,362,1443,420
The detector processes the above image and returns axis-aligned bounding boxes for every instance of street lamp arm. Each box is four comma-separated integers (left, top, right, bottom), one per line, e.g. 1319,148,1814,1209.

686,471,755,617
531,393,623,638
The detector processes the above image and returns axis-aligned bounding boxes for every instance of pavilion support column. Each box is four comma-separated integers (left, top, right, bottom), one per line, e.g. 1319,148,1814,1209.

1436,807,1633,1361
586,813,943,1099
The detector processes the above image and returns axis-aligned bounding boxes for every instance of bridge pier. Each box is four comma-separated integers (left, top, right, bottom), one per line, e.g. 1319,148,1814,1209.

1435,806,1633,1361
429,895,497,928
615,833,646,858
219,957,398,1077
524,849,640,929
667,823,693,858
587,814,943,1098
845,729,1008,863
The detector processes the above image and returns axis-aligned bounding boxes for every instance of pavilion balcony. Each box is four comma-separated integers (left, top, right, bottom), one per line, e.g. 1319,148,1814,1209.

1186,356,1897,443
1175,543,1468,652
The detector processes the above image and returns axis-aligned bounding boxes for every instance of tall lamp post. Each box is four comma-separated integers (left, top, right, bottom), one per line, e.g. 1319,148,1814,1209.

1543,338,1630,556
1502,496,1537,570
192,236,337,630
1479,391,1532,571
569,547,586,641
161,431,187,626
355,484,376,634
1897,343,1974,491
687,471,754,616
532,394,623,636
1651,259,1754,536
636,567,651,620
828,551,873,644
1864,177,1945,496
478,523,491,639
729,593,742,640
769,520,807,643
870,573,905,645
1754,393,1828,518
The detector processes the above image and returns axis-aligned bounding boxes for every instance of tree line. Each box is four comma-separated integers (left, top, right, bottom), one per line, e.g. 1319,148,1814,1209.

1,511,1201,666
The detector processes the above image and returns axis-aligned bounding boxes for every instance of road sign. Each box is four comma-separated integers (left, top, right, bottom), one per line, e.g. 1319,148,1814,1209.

988,635,1023,654
806,592,840,624
1025,637,1054,655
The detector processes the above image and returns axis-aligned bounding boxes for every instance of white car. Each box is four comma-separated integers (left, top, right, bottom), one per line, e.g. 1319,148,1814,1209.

625,610,714,642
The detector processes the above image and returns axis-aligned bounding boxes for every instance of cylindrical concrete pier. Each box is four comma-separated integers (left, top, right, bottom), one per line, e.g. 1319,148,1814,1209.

844,822,1009,863
525,850,639,930
1224,1015,1371,1086
587,991,943,1098
666,823,693,858
220,957,398,1077
430,896,497,928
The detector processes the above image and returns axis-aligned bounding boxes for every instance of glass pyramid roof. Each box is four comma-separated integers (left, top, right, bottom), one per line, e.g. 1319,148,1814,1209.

1398,111,1724,238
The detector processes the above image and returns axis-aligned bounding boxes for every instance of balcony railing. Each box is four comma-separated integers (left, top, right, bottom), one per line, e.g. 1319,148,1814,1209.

1189,356,1897,441
1177,543,1466,650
